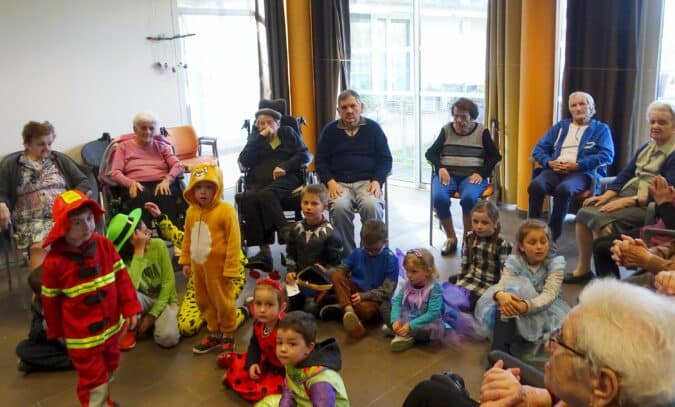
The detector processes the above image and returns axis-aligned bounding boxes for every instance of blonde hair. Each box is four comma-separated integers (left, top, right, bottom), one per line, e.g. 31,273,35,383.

403,248,439,280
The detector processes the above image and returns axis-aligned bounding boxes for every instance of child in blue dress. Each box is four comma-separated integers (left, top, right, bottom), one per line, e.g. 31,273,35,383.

475,219,570,354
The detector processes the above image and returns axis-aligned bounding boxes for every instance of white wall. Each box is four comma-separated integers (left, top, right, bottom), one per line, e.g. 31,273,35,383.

0,0,184,161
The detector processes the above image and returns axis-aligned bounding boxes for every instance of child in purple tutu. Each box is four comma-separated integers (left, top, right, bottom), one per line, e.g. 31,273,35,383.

389,248,476,352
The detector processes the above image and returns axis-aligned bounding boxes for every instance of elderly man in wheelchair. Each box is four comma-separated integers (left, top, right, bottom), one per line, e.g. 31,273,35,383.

237,107,310,269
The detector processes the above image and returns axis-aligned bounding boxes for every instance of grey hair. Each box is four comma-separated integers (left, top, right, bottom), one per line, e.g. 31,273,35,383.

337,89,362,104
575,279,675,406
646,99,675,123
132,112,158,128
569,91,596,117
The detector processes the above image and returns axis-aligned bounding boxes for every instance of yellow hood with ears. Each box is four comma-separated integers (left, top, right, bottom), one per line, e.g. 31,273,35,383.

183,163,223,209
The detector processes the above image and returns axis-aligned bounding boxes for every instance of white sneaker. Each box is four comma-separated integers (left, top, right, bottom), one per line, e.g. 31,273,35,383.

390,335,415,352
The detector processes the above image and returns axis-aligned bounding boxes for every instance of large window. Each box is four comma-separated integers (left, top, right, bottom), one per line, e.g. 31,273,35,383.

350,0,488,184
176,0,260,186
657,0,675,102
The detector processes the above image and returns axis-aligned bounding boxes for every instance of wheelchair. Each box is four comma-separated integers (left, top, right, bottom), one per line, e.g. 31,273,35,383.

235,99,314,255
91,132,188,228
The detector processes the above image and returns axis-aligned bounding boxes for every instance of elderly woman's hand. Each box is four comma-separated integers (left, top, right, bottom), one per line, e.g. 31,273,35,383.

438,168,451,185
129,182,145,199
0,202,11,230
583,194,609,208
480,360,524,406
599,197,635,213
272,166,286,180
655,271,675,295
617,238,651,268
649,175,675,205
154,179,172,196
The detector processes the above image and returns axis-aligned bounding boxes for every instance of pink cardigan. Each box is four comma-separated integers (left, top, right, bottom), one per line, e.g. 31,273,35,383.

109,137,184,188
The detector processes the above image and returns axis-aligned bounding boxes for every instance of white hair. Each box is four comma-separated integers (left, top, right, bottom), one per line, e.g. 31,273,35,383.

575,279,675,406
132,112,158,128
569,91,596,117
647,99,675,123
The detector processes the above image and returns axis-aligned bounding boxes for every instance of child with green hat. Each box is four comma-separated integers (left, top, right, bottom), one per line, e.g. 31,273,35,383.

106,208,180,350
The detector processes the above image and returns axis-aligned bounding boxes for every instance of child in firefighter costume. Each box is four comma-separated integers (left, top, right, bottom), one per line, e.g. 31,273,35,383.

179,163,243,354
41,190,141,406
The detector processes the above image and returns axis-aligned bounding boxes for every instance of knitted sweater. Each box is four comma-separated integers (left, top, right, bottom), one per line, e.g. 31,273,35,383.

316,118,392,185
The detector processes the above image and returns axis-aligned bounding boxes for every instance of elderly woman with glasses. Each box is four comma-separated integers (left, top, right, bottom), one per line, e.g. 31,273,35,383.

426,97,501,256
403,279,675,407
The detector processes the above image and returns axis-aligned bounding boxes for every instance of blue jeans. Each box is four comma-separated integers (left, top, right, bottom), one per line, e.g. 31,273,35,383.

431,174,488,219
528,169,590,241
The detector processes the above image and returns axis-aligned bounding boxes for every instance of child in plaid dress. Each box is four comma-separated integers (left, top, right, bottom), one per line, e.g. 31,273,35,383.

455,201,512,310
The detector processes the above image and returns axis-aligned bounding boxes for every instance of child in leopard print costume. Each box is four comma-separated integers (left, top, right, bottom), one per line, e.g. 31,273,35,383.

144,202,247,337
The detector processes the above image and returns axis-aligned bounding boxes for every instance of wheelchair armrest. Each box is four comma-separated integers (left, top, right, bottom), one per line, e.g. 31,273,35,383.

235,175,246,194
198,136,218,158
643,226,675,247
487,350,545,388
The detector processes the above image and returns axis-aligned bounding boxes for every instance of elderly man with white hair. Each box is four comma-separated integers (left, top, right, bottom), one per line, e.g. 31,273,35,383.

109,112,184,225
403,278,675,407
529,91,614,246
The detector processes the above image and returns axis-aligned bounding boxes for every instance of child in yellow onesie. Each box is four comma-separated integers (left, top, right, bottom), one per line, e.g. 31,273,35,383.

179,163,243,354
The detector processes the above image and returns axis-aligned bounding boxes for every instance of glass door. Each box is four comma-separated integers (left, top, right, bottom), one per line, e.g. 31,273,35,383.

175,0,260,186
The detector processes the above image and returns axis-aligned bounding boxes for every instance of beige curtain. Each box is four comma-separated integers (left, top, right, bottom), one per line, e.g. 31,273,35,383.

485,0,522,204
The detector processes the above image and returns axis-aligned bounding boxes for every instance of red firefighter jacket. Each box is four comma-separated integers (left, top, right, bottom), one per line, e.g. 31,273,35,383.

41,233,141,350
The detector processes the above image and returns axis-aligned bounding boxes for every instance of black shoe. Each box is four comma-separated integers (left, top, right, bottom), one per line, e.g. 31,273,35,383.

440,238,458,257
563,272,595,284
319,304,342,321
430,372,469,397
17,359,37,374
246,250,273,272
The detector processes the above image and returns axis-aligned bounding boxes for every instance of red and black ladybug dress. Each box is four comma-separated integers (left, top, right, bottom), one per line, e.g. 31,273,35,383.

223,318,286,401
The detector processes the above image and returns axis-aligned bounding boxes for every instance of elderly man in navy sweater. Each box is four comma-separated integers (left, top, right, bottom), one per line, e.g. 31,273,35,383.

316,89,393,255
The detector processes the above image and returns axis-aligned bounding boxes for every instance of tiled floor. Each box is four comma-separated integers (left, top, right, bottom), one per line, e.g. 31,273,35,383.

0,184,583,406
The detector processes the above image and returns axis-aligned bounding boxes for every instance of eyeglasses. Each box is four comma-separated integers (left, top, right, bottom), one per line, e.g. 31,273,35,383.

548,328,586,358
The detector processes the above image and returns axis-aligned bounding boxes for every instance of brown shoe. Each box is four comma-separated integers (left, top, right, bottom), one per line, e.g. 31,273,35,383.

343,310,365,338
441,237,458,256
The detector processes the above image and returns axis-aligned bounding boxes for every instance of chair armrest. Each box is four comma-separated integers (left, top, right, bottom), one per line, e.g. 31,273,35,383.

487,350,545,388
599,176,616,193
198,136,218,158
643,227,675,247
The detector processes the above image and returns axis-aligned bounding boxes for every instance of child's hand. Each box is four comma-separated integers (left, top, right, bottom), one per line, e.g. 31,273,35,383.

144,202,162,218
392,320,402,335
130,228,151,251
498,292,524,317
399,322,411,336
285,272,297,284
128,314,139,330
182,265,191,278
350,292,362,305
249,364,261,380
137,314,156,336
